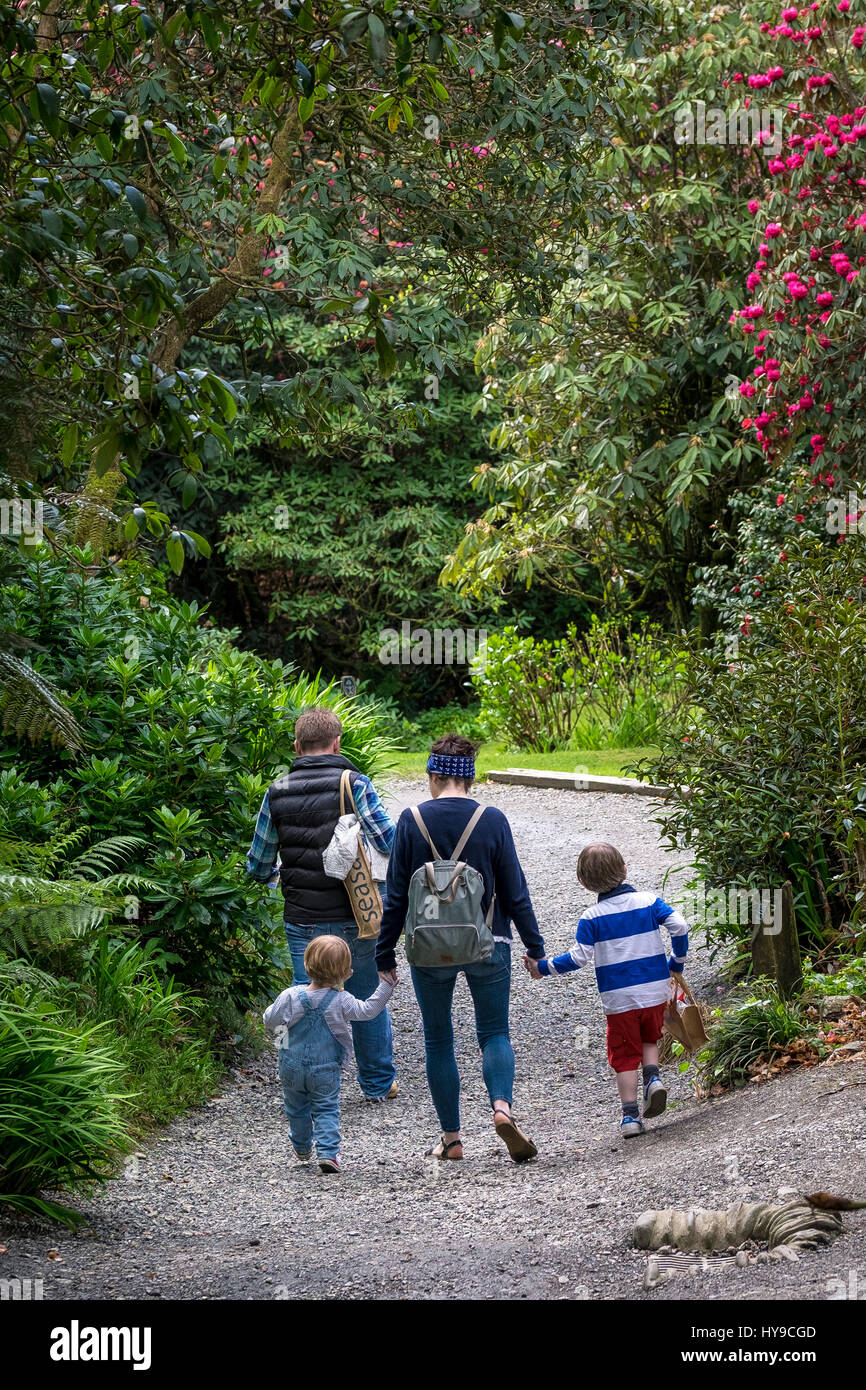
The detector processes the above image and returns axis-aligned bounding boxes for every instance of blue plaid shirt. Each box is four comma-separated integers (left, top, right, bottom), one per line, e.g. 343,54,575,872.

246,773,396,887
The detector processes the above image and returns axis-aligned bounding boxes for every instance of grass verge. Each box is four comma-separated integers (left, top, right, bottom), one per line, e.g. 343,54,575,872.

384,743,657,783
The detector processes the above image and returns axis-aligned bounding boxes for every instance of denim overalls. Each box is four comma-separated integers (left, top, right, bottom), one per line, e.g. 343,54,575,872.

278,988,344,1160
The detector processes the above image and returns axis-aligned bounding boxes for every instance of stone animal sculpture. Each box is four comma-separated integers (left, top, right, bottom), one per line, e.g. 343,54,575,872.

632,1193,865,1255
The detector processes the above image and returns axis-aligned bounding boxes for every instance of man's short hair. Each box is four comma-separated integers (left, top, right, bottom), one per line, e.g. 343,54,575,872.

576,842,627,894
295,708,343,752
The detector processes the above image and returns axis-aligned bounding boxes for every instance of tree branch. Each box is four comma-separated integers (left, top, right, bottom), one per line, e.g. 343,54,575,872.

152,108,299,372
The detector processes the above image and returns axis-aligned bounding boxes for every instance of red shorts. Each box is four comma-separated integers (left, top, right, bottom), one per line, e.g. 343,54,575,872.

606,1003,667,1073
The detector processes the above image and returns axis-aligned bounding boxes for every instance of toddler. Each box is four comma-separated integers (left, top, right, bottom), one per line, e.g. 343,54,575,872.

524,842,689,1137
264,936,395,1172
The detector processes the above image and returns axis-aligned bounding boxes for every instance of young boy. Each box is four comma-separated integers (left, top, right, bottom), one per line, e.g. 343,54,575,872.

264,936,395,1173
524,842,689,1138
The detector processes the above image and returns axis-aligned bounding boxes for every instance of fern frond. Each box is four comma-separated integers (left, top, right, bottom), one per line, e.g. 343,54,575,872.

41,825,89,875
0,856,152,955
0,648,86,752
69,836,146,880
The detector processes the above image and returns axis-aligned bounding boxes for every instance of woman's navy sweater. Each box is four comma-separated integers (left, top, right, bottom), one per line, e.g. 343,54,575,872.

375,797,545,972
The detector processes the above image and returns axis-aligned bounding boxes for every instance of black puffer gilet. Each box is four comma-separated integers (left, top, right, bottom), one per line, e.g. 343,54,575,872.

267,754,359,924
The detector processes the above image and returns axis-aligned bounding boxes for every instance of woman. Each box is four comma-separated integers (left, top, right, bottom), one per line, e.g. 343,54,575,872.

376,734,546,1162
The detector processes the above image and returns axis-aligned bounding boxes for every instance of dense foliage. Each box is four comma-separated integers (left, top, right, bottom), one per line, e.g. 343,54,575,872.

0,546,393,1008
643,540,866,954
158,309,588,700
0,0,647,565
444,0,774,629
471,616,681,751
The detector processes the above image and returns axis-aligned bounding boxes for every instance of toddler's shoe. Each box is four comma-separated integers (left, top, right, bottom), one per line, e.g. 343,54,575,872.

293,1148,312,1163
643,1076,668,1118
318,1157,341,1175
620,1115,645,1139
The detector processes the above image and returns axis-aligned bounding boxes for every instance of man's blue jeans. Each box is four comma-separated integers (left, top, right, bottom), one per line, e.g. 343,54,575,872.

284,916,396,1100
410,942,514,1134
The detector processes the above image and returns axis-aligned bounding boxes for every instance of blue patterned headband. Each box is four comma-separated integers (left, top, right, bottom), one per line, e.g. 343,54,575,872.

427,752,475,779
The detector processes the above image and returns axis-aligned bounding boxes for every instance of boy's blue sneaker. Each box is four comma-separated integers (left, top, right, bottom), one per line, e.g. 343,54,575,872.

620,1115,645,1139
643,1077,668,1119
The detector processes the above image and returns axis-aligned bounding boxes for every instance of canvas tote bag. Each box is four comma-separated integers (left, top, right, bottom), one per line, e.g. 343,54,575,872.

321,770,382,939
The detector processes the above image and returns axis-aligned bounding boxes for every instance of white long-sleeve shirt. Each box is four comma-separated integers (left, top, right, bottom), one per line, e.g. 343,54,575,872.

263,979,394,1070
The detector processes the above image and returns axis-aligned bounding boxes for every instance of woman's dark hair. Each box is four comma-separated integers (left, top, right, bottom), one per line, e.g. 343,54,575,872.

429,733,481,792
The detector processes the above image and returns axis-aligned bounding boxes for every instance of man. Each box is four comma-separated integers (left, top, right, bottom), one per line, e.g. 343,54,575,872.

247,707,398,1101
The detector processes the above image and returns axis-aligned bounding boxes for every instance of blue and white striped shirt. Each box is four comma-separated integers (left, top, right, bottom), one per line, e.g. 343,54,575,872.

538,883,689,1015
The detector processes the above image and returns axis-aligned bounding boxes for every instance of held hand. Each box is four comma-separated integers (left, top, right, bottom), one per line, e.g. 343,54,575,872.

378,969,398,985
522,954,543,981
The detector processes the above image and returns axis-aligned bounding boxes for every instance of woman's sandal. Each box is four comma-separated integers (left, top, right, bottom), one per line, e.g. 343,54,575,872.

427,1136,464,1161
493,1107,538,1164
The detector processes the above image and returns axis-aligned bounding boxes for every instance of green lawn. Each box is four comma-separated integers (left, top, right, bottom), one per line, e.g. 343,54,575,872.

383,743,658,783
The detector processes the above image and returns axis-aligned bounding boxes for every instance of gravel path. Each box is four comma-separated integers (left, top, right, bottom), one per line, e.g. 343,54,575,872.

3,781,865,1301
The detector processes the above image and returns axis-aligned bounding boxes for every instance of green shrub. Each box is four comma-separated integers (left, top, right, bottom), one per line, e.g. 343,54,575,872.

801,955,866,999
369,695,486,751
642,541,866,953
471,617,680,753
0,547,396,1010
0,989,132,1227
697,981,810,1091
0,826,152,967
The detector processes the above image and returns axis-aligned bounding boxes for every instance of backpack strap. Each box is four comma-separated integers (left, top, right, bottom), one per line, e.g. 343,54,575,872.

455,806,496,926
410,805,441,860
424,861,467,903
414,803,497,925
452,804,486,861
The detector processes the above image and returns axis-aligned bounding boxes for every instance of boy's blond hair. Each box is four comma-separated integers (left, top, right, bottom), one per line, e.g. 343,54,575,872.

576,842,626,894
304,936,351,988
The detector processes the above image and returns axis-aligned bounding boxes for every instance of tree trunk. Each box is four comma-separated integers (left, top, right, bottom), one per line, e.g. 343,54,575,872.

36,0,62,50
751,881,803,999
152,110,298,372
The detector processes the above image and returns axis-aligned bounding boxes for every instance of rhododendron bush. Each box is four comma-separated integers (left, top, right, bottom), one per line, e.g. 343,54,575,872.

446,2,866,639
695,0,866,627
733,2,866,477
